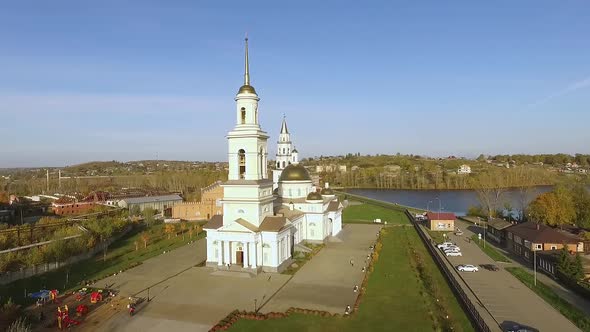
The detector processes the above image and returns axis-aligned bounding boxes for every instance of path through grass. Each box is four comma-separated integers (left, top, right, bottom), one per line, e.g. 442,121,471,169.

343,202,409,225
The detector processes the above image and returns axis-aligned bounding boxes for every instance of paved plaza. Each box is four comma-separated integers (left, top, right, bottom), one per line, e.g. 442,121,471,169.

87,224,380,331
262,223,381,314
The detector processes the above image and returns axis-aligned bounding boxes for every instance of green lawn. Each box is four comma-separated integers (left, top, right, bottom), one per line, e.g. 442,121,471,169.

229,227,474,332
470,235,510,263
0,222,205,305
342,202,409,225
506,267,590,332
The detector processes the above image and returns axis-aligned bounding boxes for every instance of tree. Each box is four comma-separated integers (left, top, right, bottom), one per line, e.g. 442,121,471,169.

165,224,176,239
528,186,576,227
180,223,186,241
142,208,156,226
572,253,585,281
570,183,590,228
0,191,8,204
140,232,150,248
557,246,572,277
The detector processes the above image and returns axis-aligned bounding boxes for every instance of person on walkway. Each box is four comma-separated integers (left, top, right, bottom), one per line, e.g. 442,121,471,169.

350,259,354,267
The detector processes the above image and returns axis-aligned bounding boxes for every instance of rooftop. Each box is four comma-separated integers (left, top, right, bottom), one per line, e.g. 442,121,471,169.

508,222,581,244
121,194,183,205
427,212,456,220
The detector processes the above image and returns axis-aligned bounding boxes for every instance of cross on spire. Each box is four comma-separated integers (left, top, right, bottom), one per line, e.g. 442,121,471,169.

244,36,250,86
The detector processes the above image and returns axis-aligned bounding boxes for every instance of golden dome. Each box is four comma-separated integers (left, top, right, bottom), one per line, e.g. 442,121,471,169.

279,164,311,182
321,188,334,195
306,191,323,201
237,84,257,95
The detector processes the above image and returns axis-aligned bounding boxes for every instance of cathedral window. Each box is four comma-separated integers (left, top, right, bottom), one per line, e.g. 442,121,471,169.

238,149,246,178
238,209,244,214
277,162,280,168
282,161,286,168
240,107,246,124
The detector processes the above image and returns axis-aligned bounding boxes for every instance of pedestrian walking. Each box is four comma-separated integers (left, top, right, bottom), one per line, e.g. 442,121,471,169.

350,259,354,267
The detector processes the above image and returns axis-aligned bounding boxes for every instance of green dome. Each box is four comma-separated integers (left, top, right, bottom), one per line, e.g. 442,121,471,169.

237,84,257,95
279,164,311,182
321,187,334,195
306,191,323,201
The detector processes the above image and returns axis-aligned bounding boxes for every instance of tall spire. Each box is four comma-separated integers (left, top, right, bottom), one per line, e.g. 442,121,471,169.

244,36,250,86
280,115,289,134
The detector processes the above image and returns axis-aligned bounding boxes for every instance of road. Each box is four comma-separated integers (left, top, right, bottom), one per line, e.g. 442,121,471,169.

441,223,581,332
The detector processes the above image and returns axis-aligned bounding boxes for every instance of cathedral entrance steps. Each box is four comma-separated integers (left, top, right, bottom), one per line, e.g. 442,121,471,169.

327,235,343,243
210,270,255,278
294,243,313,253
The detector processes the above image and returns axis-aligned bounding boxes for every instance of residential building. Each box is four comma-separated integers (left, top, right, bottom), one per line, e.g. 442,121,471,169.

506,222,584,262
426,212,456,231
486,218,513,245
457,164,472,174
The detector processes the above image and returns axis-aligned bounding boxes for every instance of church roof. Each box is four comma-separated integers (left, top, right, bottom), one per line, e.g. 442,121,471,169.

280,117,289,134
277,207,305,220
279,164,311,182
306,191,323,201
235,218,259,232
203,215,223,229
327,200,342,212
260,216,289,232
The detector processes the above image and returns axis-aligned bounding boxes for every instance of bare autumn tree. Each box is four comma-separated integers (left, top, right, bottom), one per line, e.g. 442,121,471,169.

180,222,186,241
140,232,150,248
474,169,506,218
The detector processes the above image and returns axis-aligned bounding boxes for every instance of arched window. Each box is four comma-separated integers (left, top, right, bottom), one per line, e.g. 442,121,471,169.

277,162,280,168
282,161,286,168
238,149,246,179
240,107,246,124
260,148,264,177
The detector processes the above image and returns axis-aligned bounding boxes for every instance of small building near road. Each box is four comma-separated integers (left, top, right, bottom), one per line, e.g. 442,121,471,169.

172,181,223,221
506,222,584,263
486,218,514,245
457,164,472,174
118,194,183,213
426,212,456,231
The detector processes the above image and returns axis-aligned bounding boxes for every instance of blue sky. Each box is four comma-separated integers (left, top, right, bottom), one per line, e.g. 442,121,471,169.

1,1,589,167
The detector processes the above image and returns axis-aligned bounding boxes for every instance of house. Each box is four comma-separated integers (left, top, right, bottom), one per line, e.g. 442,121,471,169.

426,212,456,231
536,250,590,279
486,218,513,245
506,222,584,262
457,164,472,174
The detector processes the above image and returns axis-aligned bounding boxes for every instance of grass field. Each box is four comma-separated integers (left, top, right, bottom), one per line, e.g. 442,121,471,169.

342,202,409,225
0,222,205,305
506,267,590,332
229,226,474,332
470,235,510,263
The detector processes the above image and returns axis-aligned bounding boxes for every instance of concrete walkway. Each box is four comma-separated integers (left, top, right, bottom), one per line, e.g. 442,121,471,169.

262,224,381,314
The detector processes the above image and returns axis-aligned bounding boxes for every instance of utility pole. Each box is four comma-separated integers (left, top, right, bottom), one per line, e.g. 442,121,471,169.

46,169,49,193
534,248,537,286
58,170,61,189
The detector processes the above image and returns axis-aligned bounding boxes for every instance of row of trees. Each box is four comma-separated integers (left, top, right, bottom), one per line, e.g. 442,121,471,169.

557,246,586,282
528,183,590,229
0,215,131,273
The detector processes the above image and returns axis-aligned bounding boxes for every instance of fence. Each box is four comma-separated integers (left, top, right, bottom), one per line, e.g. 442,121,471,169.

404,209,495,332
0,225,132,285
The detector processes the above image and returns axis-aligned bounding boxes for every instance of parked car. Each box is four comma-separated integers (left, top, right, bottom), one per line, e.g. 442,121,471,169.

446,251,462,257
443,245,460,251
444,247,461,253
457,264,479,272
455,230,464,236
437,242,454,249
480,264,500,271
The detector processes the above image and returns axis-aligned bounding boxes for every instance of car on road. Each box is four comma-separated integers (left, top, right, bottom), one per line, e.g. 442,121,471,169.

437,242,454,249
480,264,500,271
446,251,462,257
454,230,464,236
457,264,479,272
443,247,461,253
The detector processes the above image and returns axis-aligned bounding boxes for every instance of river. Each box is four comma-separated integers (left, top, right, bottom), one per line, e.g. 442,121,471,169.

346,186,554,217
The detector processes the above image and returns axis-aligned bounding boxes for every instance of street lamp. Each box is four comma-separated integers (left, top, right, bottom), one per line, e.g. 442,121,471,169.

434,197,442,215
426,200,433,212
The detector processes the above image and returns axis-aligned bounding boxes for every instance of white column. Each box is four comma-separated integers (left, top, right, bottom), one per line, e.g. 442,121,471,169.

244,242,249,268
217,240,223,266
287,234,291,258
250,242,257,268
224,241,231,265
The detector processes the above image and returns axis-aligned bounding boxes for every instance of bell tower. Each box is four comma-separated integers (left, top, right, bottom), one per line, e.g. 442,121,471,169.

222,37,274,227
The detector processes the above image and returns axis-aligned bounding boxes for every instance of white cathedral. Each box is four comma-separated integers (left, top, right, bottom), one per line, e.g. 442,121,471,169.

204,39,343,273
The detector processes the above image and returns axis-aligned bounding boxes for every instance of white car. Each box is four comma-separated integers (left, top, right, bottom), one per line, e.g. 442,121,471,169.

457,264,479,272
446,251,462,257
437,242,454,249
444,247,461,253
